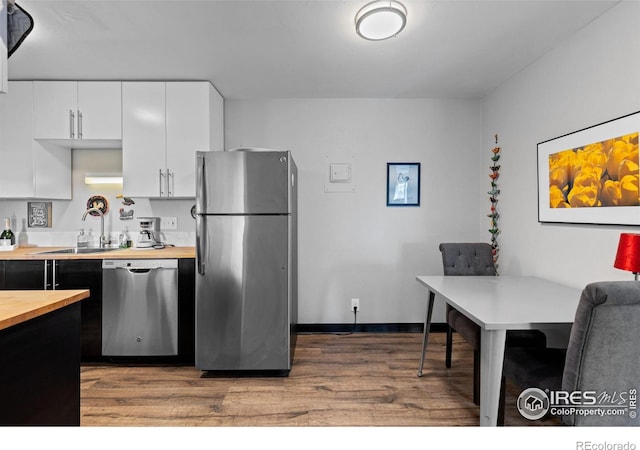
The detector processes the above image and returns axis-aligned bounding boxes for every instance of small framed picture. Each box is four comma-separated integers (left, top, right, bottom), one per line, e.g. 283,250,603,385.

27,202,52,228
387,162,421,207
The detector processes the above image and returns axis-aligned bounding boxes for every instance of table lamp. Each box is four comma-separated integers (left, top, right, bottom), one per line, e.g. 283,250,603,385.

613,233,640,280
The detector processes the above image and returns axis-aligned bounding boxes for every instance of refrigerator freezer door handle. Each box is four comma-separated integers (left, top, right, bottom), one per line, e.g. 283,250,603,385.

196,154,206,213
195,154,207,275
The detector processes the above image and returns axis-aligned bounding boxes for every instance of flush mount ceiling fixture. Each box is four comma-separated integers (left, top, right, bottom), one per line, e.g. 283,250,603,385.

355,1,407,41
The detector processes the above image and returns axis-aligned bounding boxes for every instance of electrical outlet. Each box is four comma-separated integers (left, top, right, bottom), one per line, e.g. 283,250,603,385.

351,298,360,312
160,217,177,230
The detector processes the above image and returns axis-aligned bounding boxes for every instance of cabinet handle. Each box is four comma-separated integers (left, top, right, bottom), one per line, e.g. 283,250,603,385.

52,260,57,291
69,110,75,139
43,260,48,290
159,169,165,197
167,169,174,197
78,110,83,139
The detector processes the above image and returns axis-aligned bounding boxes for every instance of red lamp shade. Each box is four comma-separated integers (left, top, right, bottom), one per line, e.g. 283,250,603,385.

614,233,640,275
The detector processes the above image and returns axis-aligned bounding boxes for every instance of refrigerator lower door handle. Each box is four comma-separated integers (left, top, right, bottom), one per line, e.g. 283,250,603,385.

196,214,206,275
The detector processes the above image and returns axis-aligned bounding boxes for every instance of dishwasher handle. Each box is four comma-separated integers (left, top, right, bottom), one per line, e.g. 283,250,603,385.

113,266,169,273
126,268,153,274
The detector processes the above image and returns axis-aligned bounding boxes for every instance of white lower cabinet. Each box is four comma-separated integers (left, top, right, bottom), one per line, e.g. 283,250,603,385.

122,81,224,198
0,81,71,199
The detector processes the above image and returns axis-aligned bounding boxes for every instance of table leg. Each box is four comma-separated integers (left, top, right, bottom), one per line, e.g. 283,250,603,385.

417,290,435,377
479,328,506,426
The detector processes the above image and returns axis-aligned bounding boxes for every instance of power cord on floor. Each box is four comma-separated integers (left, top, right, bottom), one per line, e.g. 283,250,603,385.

298,308,358,336
335,308,358,336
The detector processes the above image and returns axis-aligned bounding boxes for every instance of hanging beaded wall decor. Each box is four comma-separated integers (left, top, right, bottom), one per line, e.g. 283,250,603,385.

489,134,501,274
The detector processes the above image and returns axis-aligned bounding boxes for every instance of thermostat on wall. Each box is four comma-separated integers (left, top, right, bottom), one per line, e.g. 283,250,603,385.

324,154,356,193
330,163,352,183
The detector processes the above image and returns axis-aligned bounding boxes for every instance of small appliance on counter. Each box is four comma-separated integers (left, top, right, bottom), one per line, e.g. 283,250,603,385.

136,217,161,248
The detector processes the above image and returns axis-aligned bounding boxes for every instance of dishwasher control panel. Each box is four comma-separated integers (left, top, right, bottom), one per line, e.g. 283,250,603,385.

102,259,178,270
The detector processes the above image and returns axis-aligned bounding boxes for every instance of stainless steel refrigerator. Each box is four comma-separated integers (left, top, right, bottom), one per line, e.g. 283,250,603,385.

194,149,297,372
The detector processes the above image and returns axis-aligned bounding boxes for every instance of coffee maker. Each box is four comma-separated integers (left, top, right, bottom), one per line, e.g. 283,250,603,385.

136,217,160,248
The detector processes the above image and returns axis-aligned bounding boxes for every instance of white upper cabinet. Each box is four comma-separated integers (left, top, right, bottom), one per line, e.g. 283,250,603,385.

0,81,71,199
33,81,122,144
166,82,224,197
122,82,166,198
1,1,7,94
0,82,35,197
123,81,224,198
77,82,122,140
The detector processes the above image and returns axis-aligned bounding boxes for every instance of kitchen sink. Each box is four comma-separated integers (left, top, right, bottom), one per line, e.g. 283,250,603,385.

32,247,122,255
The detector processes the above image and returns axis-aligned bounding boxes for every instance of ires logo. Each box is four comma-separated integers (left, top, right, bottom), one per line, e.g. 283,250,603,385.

517,388,639,421
549,390,598,405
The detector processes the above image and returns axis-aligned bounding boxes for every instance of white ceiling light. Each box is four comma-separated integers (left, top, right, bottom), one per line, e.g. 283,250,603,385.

355,1,407,41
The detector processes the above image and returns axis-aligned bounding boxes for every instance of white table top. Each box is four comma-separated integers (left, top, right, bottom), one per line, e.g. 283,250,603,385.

416,275,582,330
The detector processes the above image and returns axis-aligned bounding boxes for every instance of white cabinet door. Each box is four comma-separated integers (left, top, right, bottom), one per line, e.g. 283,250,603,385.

33,81,78,140
0,81,71,199
1,0,7,94
0,82,35,197
122,81,224,198
34,81,122,141
77,82,122,140
33,141,71,199
166,82,212,198
122,82,166,198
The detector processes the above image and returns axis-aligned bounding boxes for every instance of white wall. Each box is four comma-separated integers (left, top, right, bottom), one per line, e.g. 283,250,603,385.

226,98,483,324
481,1,640,291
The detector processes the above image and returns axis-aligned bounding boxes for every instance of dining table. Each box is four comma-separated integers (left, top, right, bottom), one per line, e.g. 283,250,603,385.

415,275,582,426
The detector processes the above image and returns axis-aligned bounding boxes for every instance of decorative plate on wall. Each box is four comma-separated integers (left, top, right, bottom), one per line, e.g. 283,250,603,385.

86,195,109,216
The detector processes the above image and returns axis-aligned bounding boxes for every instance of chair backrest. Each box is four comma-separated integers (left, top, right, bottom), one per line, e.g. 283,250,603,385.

562,281,640,426
438,243,496,276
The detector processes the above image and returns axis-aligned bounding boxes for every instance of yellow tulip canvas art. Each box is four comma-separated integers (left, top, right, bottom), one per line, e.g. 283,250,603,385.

548,132,639,209
538,111,640,225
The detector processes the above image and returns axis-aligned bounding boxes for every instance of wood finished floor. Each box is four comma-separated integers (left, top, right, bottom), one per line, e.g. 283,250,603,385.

80,332,559,427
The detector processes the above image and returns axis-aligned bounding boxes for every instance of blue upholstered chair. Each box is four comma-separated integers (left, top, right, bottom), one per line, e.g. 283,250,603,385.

501,281,640,426
439,243,546,405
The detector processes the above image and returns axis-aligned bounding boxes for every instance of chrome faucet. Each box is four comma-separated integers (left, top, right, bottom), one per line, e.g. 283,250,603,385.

82,207,106,248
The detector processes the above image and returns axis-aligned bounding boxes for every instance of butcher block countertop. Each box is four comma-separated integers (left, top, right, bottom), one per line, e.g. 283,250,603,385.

0,246,195,260
0,289,90,331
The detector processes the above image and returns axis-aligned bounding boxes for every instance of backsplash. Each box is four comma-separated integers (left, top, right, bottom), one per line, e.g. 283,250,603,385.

15,230,195,248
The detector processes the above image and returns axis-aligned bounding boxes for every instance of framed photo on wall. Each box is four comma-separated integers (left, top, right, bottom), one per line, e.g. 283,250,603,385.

27,202,52,228
387,162,421,207
538,111,640,225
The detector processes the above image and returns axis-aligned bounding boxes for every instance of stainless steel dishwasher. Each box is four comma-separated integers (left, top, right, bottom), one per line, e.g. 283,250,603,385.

102,259,178,356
